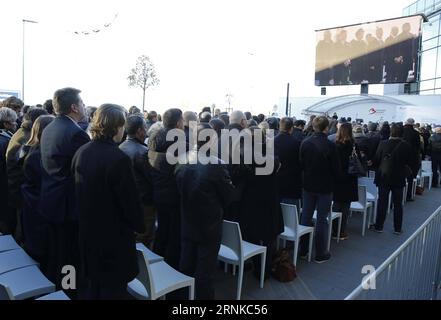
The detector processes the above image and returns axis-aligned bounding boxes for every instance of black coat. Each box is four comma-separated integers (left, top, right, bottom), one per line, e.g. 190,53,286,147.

6,121,32,209
403,124,421,175
300,133,342,194
119,138,154,206
175,152,236,243
366,132,381,161
372,138,413,188
40,116,90,223
0,130,13,225
291,128,305,142
72,139,145,284
21,146,50,257
333,141,358,203
148,128,180,206
238,157,284,243
274,132,302,199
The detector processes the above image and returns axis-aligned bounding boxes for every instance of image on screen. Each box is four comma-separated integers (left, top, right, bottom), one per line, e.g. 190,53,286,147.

315,15,423,87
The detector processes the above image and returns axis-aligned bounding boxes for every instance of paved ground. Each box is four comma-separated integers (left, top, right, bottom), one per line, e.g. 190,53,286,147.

214,186,441,300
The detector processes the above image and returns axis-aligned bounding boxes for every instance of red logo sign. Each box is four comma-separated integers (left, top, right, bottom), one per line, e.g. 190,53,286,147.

369,108,377,114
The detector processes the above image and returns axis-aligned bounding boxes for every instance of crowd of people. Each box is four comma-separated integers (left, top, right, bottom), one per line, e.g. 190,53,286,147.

0,89,440,300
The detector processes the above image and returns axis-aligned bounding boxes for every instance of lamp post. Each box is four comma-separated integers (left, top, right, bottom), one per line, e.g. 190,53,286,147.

22,19,38,102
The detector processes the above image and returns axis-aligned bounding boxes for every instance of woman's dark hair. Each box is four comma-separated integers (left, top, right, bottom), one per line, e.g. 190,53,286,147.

90,104,126,140
390,123,404,138
336,123,354,144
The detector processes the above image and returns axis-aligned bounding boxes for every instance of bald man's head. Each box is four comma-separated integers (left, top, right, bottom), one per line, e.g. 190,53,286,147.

230,110,247,128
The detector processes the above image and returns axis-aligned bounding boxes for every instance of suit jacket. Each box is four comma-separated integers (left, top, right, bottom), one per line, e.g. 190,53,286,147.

119,138,154,206
72,139,145,283
300,132,342,194
40,116,90,223
0,130,13,223
274,132,302,199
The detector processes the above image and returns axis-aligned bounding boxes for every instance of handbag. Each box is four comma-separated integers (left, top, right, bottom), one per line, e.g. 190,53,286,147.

348,146,366,177
271,248,296,282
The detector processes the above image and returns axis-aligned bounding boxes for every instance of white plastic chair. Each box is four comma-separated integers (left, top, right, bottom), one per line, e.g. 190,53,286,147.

127,249,194,300
312,206,342,252
0,249,38,275
36,290,70,300
0,235,21,253
218,220,267,300
420,161,433,190
368,170,376,179
0,266,55,300
136,243,164,264
350,185,372,236
277,204,314,267
359,177,378,225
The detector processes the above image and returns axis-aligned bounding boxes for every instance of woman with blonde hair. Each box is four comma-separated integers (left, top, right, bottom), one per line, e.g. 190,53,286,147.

21,115,55,274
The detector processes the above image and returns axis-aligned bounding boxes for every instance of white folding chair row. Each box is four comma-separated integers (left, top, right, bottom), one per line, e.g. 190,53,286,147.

36,291,70,300
0,235,21,253
0,266,55,300
277,204,314,267
136,243,164,264
359,177,378,225
128,249,194,300
350,185,372,236
218,220,267,300
0,249,39,275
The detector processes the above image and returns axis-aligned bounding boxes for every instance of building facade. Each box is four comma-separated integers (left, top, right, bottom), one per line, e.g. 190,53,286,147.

404,0,441,94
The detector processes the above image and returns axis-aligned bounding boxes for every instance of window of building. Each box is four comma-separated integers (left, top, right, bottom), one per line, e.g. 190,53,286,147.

425,0,435,13
423,36,439,50
437,50,441,77
420,79,436,90
409,2,418,14
416,0,426,12
421,47,438,80
423,16,440,41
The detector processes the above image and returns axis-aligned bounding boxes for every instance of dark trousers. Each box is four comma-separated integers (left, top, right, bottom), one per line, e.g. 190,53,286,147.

136,205,157,249
432,156,441,187
406,176,415,199
46,221,80,299
375,185,404,232
332,202,350,235
300,190,332,257
180,239,220,300
153,205,181,270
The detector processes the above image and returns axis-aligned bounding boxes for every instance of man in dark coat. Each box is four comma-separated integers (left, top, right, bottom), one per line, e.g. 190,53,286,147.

292,120,306,142
148,108,184,269
366,122,381,165
372,123,412,234
299,116,342,263
275,117,302,207
39,88,90,292
403,118,421,200
119,115,155,248
72,104,145,299
175,135,236,300
429,127,441,188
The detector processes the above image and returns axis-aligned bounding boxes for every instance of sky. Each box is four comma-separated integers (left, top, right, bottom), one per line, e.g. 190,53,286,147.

0,0,413,115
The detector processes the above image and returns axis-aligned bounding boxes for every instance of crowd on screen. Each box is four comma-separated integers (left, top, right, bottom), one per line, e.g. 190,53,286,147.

1,89,441,300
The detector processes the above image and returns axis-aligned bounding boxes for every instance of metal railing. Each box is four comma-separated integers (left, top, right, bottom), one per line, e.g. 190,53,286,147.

345,206,441,300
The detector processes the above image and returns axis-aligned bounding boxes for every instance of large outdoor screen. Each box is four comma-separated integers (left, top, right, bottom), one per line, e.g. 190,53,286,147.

315,15,423,86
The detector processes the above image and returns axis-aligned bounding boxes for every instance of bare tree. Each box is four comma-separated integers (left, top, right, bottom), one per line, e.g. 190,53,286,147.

128,55,159,112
